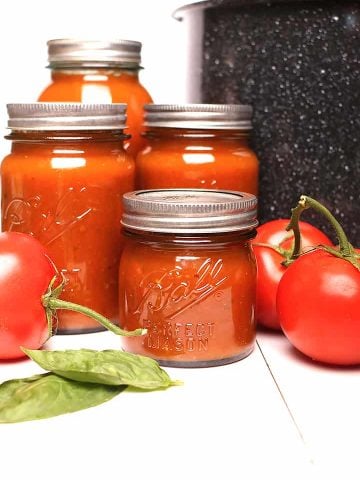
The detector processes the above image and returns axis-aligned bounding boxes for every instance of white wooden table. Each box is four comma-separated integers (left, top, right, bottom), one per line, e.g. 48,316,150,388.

0,330,358,480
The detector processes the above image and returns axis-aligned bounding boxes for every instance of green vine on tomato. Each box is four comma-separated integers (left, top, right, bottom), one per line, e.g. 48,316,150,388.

285,195,360,271
0,232,145,361
252,218,333,330
42,272,146,338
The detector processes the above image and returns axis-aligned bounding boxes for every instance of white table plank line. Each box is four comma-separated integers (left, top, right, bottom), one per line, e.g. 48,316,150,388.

257,330,360,478
256,339,309,452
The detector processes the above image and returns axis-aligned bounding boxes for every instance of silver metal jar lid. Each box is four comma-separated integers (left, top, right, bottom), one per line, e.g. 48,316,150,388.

6,103,127,131
122,189,258,234
47,39,142,68
143,104,253,130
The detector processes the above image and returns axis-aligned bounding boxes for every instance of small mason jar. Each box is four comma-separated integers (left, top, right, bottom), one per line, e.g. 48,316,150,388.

136,104,259,195
37,39,153,156
119,189,258,367
1,103,135,334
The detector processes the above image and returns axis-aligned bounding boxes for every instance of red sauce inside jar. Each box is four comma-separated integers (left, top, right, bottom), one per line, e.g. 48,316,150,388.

136,105,259,194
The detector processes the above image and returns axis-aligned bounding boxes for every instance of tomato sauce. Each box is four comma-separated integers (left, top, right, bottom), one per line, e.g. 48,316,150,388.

136,105,259,194
119,189,258,367
38,40,153,156
2,103,135,333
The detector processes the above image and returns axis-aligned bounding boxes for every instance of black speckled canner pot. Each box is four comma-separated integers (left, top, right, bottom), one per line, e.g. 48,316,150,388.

175,0,360,242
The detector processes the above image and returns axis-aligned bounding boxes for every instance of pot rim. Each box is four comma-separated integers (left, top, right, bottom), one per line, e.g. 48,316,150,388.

174,0,359,19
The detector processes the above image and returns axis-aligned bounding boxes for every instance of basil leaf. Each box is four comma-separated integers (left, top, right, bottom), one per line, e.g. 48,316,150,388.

0,373,124,424
23,348,180,390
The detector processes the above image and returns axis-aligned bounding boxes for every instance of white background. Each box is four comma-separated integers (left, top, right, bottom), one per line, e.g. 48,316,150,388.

0,0,195,159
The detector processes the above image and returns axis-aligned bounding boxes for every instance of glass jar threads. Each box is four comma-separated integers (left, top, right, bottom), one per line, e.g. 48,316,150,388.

119,189,258,367
1,103,135,333
136,104,259,195
38,39,153,156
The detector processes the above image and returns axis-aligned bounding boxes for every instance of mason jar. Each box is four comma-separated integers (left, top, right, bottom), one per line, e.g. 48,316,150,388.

136,104,259,195
38,39,153,156
1,103,135,333
119,188,258,367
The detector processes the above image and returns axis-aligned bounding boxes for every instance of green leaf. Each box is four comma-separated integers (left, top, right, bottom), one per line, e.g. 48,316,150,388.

23,348,181,390
0,373,124,424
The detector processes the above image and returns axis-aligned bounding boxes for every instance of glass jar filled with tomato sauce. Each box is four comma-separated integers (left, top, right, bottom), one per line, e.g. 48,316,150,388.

119,189,258,367
1,103,135,334
38,39,153,156
136,104,259,195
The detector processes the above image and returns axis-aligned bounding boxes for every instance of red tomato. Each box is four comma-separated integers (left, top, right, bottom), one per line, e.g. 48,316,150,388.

252,219,333,330
0,232,56,360
277,249,360,365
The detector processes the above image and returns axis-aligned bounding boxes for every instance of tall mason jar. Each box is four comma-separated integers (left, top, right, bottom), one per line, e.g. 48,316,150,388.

1,103,135,333
38,39,153,156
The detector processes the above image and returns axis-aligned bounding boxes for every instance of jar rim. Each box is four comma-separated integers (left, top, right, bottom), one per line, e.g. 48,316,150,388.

122,189,258,234
143,104,253,130
6,103,127,131
47,39,142,69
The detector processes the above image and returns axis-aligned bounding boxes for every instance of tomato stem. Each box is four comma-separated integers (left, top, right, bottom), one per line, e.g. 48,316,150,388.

42,297,146,337
252,242,288,257
281,205,303,266
254,231,298,266
285,195,360,271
